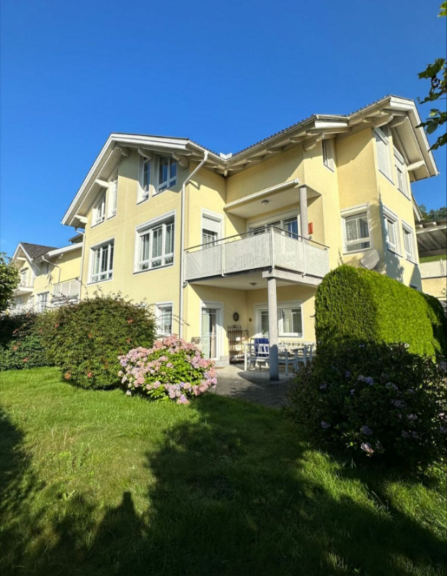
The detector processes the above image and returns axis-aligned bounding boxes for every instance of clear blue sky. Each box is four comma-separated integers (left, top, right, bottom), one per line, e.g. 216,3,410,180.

1,0,446,254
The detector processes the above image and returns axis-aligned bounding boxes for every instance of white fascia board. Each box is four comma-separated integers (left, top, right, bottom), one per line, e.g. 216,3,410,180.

46,244,83,258
313,120,348,130
12,243,32,263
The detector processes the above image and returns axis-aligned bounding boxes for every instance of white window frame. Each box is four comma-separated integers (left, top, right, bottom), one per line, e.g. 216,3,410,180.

394,148,409,199
322,139,335,171
92,190,106,226
201,209,223,246
402,220,416,263
248,210,300,237
375,125,393,182
134,212,176,273
138,156,152,203
155,302,174,336
37,291,49,312
199,300,223,360
89,238,115,284
107,179,118,219
341,204,372,254
157,156,177,194
382,205,401,255
255,301,304,339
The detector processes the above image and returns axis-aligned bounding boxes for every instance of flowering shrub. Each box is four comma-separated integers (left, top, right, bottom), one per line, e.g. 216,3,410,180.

0,312,48,370
119,337,217,404
287,342,447,469
38,293,156,389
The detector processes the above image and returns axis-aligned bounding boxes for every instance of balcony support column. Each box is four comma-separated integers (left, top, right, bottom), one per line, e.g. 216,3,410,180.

267,277,279,381
299,185,309,240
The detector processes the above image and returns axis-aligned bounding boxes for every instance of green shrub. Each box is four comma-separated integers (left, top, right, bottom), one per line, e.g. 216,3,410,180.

38,294,156,389
119,337,217,403
287,342,447,470
316,265,447,357
0,312,48,370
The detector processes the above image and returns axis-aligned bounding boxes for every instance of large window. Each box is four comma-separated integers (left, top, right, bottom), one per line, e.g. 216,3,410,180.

342,210,371,253
107,179,118,218
137,217,174,271
394,149,409,198
90,240,114,283
402,223,415,261
322,139,335,171
258,304,303,338
383,208,399,253
37,292,49,312
156,304,173,336
375,125,392,180
93,191,106,225
249,215,299,238
158,157,177,193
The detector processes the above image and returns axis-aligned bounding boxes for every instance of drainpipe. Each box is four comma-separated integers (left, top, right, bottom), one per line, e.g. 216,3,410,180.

179,151,209,338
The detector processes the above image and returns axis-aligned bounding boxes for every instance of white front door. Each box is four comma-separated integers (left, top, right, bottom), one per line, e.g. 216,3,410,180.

201,304,222,359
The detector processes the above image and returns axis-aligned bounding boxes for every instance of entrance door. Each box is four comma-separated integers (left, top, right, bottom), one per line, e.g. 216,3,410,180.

201,307,219,359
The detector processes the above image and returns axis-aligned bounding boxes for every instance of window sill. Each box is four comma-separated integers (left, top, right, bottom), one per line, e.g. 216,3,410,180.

137,196,150,205
87,277,113,285
386,248,403,258
343,247,372,255
91,221,105,229
133,263,174,275
107,213,116,221
323,164,335,173
379,171,394,186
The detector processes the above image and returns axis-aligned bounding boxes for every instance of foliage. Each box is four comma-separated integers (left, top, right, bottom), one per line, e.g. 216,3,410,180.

315,265,447,358
417,2,447,150
287,342,447,469
418,204,447,222
119,336,217,403
0,253,19,314
0,312,48,371
38,293,156,389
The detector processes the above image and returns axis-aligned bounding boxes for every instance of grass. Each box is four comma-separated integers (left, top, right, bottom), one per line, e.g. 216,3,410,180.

0,368,446,576
419,254,447,263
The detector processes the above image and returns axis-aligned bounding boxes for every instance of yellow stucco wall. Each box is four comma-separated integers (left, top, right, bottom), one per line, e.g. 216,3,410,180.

422,277,447,301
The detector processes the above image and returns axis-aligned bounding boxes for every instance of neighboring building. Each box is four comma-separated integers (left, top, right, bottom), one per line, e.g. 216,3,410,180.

11,238,83,312
58,94,437,374
416,219,447,302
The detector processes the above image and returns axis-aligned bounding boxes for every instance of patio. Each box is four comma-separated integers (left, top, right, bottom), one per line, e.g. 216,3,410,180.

212,363,293,408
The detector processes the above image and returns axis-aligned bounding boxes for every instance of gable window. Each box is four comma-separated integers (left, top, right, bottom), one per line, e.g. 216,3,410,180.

107,180,118,218
156,303,173,336
90,240,114,283
342,209,371,253
383,207,400,254
37,292,49,312
157,157,177,193
137,217,175,271
322,139,335,171
41,262,49,275
139,158,151,202
20,268,28,286
257,303,303,338
375,125,393,181
93,191,106,225
394,149,409,198
402,223,415,262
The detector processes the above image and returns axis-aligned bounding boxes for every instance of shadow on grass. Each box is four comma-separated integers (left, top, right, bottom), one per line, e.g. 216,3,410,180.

0,396,446,576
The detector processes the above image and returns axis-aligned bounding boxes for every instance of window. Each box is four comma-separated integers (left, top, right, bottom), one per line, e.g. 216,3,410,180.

283,217,299,238
37,292,49,312
375,125,392,180
93,191,106,225
108,180,118,218
156,304,173,336
257,304,303,338
249,215,299,237
20,269,28,286
382,208,399,253
90,240,114,283
402,224,415,261
137,218,174,271
140,158,151,201
41,262,49,275
342,211,371,252
157,157,177,193
202,213,222,246
394,149,409,198
322,139,335,171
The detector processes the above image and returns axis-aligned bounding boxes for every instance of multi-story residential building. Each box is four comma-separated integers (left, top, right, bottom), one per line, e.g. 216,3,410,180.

12,237,83,311
14,95,438,377
416,219,447,303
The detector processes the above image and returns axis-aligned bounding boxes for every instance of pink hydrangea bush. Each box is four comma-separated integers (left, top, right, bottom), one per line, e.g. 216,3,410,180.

118,337,217,404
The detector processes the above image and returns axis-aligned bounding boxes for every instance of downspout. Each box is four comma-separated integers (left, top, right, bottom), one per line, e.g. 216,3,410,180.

179,151,209,338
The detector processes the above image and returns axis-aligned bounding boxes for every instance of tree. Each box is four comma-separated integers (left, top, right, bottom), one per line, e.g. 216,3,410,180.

0,253,19,313
417,2,447,150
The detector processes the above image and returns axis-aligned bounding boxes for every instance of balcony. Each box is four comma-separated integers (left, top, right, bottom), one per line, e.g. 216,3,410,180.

185,227,329,285
52,279,81,304
15,279,34,296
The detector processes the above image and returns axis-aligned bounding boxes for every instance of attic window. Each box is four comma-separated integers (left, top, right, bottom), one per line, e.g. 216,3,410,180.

322,139,335,171
157,157,177,193
93,191,106,225
375,125,393,181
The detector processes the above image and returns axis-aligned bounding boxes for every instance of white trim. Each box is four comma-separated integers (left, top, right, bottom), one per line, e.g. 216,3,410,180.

254,300,304,339
154,301,174,336
401,219,417,263
134,211,176,273
322,139,335,171
156,156,177,194
382,204,402,256
200,301,224,360
340,204,372,254
88,237,115,284
46,244,82,257
135,210,176,233
201,209,224,241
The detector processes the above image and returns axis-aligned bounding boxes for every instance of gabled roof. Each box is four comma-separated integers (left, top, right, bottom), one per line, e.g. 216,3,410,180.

62,95,439,228
14,242,58,262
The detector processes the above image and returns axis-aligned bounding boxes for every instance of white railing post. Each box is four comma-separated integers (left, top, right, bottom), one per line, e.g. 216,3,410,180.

222,240,226,275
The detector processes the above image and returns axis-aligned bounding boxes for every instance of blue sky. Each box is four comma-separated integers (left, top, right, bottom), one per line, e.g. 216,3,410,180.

1,0,445,254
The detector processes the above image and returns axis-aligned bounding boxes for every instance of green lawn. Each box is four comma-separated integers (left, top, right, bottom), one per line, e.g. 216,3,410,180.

420,254,447,263
0,368,446,576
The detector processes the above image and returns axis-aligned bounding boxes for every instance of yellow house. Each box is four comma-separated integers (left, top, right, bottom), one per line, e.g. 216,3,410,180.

12,237,83,312
59,94,437,377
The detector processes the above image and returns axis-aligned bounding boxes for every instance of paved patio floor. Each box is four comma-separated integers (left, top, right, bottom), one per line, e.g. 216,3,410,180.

212,363,293,408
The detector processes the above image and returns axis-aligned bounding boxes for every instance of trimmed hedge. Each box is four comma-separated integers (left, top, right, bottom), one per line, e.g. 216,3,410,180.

0,312,48,370
315,265,447,357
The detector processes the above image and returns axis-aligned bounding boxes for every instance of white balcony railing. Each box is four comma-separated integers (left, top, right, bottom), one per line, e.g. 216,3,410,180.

420,259,446,279
185,227,330,282
52,279,81,303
